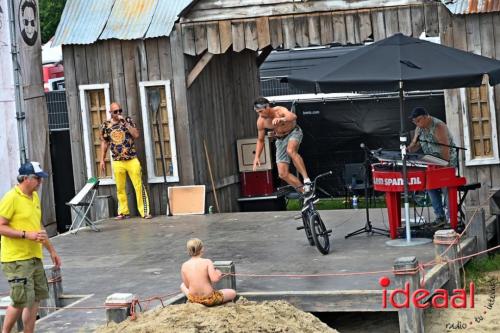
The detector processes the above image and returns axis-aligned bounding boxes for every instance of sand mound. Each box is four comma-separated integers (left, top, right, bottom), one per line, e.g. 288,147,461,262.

95,298,338,333
425,294,499,333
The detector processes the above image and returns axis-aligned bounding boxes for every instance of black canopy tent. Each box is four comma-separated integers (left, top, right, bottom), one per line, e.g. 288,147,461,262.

288,33,500,245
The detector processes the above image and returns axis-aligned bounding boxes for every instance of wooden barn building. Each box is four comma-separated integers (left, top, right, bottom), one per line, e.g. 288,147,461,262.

54,0,500,220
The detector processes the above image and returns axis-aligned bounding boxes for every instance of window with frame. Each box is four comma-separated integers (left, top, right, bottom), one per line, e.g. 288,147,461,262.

461,84,500,166
139,80,179,183
78,84,114,184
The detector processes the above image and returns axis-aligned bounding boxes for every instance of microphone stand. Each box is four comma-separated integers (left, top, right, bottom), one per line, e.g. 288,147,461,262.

345,144,389,239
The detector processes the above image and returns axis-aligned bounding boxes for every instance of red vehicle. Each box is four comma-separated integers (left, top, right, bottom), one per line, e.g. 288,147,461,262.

43,63,64,91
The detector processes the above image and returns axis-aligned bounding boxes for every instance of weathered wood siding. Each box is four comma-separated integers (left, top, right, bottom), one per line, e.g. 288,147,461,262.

180,2,441,55
185,50,260,212
63,36,196,216
438,10,500,210
63,34,258,214
182,0,426,23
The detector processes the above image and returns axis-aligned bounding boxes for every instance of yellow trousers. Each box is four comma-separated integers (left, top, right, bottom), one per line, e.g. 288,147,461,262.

112,158,150,217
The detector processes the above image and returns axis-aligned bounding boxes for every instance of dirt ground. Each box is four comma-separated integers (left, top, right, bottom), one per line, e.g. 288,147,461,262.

95,298,338,333
95,276,499,333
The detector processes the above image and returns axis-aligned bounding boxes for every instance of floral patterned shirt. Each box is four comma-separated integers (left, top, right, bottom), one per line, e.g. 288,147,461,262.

100,118,137,161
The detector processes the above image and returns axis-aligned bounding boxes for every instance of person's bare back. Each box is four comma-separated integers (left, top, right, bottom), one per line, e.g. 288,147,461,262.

181,257,218,296
180,238,236,306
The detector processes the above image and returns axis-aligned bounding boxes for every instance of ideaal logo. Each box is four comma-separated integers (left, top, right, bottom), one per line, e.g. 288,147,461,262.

379,276,475,309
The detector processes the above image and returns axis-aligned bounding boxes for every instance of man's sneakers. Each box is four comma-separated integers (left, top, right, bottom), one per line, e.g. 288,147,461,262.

302,181,314,205
431,216,446,228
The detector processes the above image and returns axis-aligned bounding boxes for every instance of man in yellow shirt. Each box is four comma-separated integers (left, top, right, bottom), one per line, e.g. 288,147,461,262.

0,161,61,333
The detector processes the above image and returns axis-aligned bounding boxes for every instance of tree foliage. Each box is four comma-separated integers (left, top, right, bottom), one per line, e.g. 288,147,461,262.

39,0,66,44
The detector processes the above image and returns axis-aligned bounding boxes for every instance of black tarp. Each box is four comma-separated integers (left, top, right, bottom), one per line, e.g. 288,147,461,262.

276,93,445,195
288,33,500,94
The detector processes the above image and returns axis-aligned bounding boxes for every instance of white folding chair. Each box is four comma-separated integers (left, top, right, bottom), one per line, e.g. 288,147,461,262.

66,177,100,234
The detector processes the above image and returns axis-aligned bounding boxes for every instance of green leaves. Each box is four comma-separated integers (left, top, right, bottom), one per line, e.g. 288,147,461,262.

39,0,66,44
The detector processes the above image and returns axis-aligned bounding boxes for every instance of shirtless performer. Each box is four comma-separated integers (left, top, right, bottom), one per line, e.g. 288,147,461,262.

252,97,312,198
180,238,236,306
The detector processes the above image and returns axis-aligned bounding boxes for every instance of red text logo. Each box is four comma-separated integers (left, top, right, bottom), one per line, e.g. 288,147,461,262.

379,276,475,309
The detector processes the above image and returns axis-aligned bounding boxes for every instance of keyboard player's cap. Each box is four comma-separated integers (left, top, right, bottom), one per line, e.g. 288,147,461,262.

409,107,428,119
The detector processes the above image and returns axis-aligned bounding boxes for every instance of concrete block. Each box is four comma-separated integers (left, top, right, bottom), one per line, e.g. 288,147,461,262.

105,293,136,324
214,261,236,290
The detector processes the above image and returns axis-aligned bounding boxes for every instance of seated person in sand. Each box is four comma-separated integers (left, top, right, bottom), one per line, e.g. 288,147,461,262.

180,238,236,306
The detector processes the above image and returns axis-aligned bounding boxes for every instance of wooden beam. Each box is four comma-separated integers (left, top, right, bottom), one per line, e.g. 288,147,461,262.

182,24,196,56
237,290,393,312
244,20,259,51
319,13,333,45
269,16,283,48
187,52,215,88
256,17,271,49
257,45,273,67
207,22,221,54
232,21,245,52
219,20,233,53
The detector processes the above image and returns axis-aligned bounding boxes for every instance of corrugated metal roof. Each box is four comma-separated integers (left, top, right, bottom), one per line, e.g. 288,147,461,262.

100,0,158,40
146,0,194,38
442,0,500,14
52,0,114,45
53,0,195,45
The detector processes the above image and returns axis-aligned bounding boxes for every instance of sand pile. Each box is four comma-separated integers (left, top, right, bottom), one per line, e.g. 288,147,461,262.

95,298,338,333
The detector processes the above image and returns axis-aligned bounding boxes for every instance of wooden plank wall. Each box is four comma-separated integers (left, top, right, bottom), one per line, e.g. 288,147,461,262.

63,37,195,216
439,11,500,209
185,50,259,212
180,2,440,55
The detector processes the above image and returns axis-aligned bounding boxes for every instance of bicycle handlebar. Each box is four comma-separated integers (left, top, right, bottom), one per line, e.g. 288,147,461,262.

314,171,333,182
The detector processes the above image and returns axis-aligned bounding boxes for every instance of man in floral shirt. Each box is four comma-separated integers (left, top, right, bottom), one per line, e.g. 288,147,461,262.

100,102,152,219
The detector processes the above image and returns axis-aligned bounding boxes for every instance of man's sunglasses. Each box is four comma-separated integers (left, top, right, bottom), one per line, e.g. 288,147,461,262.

29,175,41,181
112,109,123,114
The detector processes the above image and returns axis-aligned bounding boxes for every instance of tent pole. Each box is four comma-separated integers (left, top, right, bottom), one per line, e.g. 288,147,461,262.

399,82,412,242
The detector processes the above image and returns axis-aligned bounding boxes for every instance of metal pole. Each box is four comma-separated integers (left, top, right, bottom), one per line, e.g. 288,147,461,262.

399,82,412,242
7,0,28,164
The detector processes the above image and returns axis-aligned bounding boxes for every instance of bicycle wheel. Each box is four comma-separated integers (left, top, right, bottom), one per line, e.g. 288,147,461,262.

301,211,315,246
309,212,330,254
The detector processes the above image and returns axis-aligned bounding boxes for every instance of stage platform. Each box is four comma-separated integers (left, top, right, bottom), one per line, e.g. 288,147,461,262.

0,208,444,332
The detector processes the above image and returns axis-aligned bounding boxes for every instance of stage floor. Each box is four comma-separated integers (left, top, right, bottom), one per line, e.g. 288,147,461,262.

0,208,439,332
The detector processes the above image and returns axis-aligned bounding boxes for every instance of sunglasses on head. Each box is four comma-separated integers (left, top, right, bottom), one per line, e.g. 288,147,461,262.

112,109,123,114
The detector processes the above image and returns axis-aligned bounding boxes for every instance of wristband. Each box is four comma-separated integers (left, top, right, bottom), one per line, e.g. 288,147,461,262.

22,230,26,239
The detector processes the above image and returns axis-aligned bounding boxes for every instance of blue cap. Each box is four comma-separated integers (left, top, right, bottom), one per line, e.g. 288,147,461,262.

409,107,428,119
18,161,49,178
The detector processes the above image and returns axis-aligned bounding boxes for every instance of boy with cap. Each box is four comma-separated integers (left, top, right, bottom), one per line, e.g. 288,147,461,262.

407,107,458,225
0,161,61,333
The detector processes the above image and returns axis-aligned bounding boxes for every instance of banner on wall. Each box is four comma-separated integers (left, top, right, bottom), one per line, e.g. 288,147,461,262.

0,0,22,195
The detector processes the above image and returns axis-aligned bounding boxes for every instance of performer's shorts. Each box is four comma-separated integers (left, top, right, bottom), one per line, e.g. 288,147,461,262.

275,126,303,164
187,290,224,307
1,258,49,308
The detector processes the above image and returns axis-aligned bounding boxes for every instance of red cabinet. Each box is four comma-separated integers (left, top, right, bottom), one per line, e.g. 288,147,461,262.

240,171,274,197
